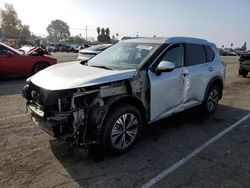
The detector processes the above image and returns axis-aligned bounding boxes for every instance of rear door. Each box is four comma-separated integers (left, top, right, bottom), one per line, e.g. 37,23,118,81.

183,43,214,103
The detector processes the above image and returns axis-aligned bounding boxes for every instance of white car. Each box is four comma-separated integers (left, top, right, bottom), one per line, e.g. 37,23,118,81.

77,44,112,61
23,37,225,154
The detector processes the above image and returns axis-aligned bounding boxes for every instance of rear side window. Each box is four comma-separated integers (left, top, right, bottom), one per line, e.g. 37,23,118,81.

185,44,206,66
205,46,215,62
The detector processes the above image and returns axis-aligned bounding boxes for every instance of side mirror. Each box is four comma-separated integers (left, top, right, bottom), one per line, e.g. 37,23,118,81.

156,61,175,74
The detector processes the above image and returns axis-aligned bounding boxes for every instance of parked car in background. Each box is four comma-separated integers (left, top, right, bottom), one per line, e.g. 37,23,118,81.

220,49,237,56
0,42,57,77
239,53,250,77
77,44,90,52
23,37,225,154
77,44,112,61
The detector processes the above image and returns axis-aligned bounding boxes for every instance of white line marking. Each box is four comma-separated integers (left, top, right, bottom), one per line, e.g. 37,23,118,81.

0,113,30,121
141,112,250,188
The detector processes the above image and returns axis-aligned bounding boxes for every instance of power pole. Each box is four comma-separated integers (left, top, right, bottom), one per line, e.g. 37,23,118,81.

85,26,88,40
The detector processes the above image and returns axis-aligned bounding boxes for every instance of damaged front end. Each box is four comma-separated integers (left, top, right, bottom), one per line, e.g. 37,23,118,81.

23,82,103,148
22,75,148,149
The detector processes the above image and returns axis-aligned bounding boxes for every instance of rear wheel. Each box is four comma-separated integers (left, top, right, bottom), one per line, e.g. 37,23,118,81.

102,104,142,154
32,62,49,74
202,85,220,114
242,71,248,77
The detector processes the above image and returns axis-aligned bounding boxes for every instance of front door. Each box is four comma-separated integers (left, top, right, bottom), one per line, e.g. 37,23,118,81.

0,45,24,76
148,44,185,122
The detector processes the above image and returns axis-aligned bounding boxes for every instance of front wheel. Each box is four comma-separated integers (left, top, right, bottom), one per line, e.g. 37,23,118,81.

32,62,49,74
102,104,142,154
202,85,220,114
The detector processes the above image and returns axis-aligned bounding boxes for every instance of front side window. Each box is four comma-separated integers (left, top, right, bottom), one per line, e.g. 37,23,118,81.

185,44,206,66
161,44,184,68
88,42,160,70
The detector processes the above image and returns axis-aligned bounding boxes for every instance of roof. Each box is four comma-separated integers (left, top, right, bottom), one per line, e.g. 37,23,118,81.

122,37,215,46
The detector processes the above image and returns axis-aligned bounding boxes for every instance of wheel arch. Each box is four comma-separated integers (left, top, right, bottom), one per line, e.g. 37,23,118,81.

105,96,147,124
31,61,50,73
203,76,223,101
95,95,147,137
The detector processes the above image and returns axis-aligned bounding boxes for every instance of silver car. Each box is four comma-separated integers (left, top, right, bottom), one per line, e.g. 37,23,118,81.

77,44,112,61
23,37,226,154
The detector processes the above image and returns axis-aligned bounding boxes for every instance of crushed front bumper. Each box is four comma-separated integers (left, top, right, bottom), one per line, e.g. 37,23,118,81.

28,103,73,139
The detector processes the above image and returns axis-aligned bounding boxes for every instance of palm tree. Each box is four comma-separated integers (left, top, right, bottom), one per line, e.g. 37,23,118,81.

105,27,110,36
101,28,105,35
230,43,233,49
97,27,100,36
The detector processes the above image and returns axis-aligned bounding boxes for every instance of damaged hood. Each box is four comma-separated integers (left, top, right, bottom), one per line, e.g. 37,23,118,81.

29,61,136,90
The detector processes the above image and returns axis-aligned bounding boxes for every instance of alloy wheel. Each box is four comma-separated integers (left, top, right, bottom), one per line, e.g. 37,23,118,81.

207,88,219,112
111,113,138,150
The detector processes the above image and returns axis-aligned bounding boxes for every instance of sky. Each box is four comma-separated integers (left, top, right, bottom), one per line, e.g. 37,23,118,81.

0,0,250,49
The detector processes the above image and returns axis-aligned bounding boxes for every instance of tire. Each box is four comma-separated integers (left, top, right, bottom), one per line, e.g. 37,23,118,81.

239,67,244,75
202,85,220,114
239,67,248,77
242,71,248,78
102,104,142,154
32,62,49,74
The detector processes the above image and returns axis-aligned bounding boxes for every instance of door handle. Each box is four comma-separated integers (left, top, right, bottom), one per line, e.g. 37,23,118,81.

208,67,214,72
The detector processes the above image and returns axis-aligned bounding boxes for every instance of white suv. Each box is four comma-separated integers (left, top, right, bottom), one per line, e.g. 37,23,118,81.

23,37,226,154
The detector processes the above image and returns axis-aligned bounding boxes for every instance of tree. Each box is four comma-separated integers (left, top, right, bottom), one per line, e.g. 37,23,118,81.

101,28,105,35
47,19,70,41
97,27,111,43
97,27,100,35
105,27,110,36
241,42,247,51
0,3,31,38
230,43,233,49
20,24,31,38
104,27,110,42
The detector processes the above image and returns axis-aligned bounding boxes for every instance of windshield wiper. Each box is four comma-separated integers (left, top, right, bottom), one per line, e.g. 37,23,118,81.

89,65,113,70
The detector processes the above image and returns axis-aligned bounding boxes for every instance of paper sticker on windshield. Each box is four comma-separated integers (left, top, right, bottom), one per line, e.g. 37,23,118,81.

136,45,153,50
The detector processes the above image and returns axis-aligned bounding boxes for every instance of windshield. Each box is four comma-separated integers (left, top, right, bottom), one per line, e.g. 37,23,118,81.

88,42,160,70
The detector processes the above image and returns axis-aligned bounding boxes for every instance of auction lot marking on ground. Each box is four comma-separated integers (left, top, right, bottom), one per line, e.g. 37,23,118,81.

141,112,250,188
0,113,29,121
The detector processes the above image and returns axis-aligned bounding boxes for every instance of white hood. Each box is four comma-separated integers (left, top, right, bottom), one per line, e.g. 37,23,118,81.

29,62,136,90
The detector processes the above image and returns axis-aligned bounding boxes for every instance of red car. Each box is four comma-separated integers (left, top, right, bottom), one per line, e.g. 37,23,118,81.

0,42,57,77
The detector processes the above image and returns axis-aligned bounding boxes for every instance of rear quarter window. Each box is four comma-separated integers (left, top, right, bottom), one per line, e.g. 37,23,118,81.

185,43,206,66
205,46,215,62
